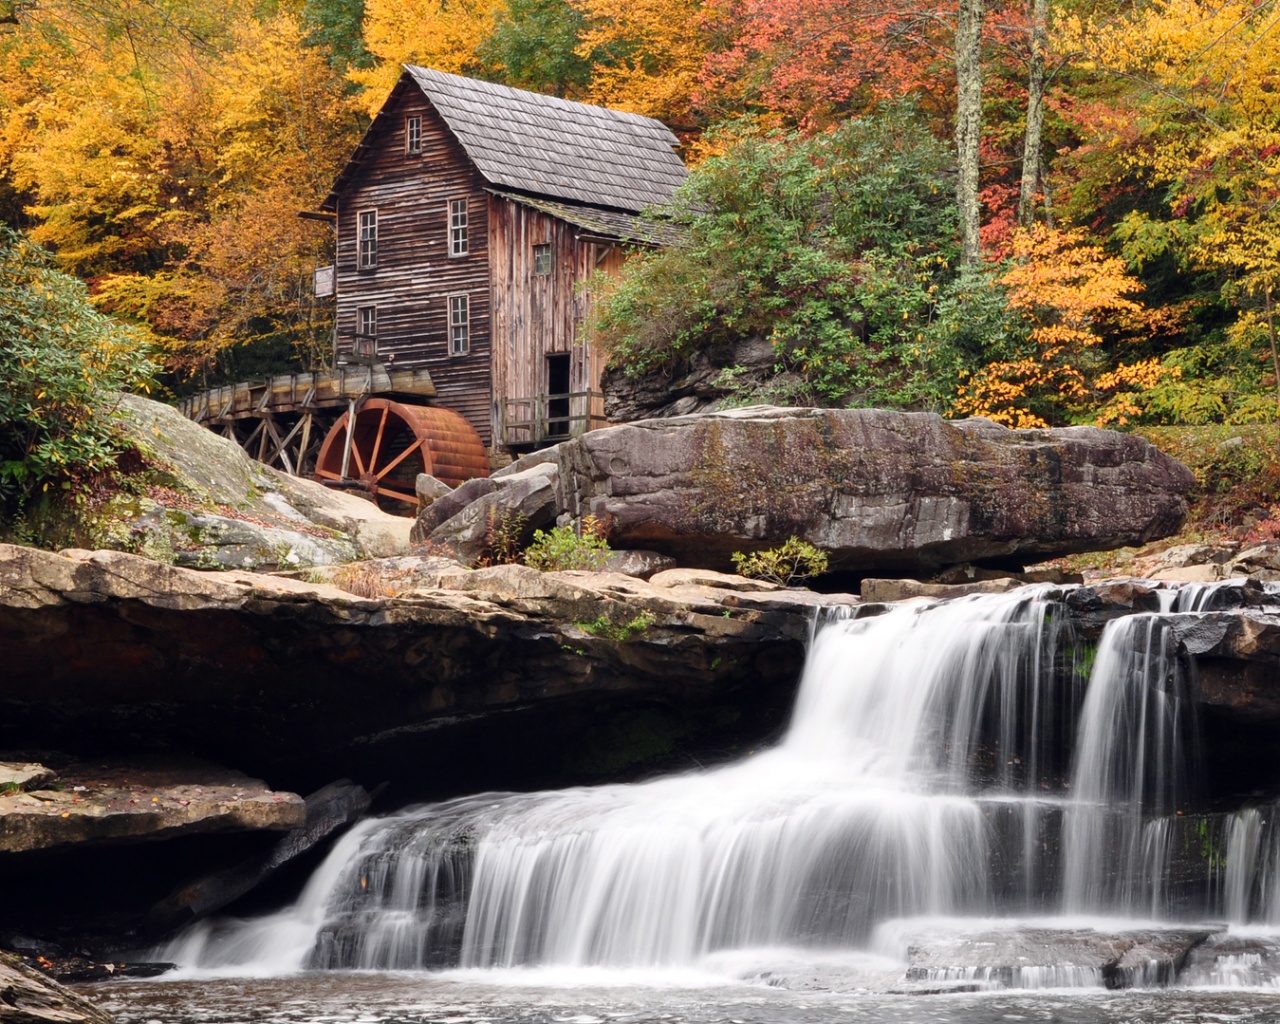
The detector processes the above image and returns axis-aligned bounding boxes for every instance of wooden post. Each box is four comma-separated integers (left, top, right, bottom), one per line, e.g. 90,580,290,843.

298,413,313,477
1266,287,1280,419
340,398,357,480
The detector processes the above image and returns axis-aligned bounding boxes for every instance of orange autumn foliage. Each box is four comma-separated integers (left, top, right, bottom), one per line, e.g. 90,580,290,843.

954,226,1180,427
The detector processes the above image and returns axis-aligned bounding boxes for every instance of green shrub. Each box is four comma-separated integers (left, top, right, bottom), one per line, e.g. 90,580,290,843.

0,227,157,513
523,514,610,571
732,537,830,586
593,106,1002,411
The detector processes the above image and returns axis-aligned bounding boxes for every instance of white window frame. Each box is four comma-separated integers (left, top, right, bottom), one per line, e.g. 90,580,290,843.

449,198,468,257
533,243,552,276
405,115,422,156
448,293,470,355
357,209,377,269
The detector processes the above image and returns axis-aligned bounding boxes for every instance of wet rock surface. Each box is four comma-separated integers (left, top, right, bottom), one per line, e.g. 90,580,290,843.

0,544,844,792
143,780,371,934
0,952,114,1023
901,926,1215,989
6,545,1280,797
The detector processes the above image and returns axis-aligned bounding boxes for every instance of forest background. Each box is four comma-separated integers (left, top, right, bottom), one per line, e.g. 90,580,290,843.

3,0,1280,472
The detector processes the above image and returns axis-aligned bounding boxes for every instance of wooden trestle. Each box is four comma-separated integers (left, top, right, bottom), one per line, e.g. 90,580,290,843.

176,366,438,479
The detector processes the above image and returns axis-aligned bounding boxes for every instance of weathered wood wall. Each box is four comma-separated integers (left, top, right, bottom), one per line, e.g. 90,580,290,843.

489,197,622,441
335,88,494,444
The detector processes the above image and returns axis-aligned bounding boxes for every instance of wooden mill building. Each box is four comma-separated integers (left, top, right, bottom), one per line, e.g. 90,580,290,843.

318,66,688,452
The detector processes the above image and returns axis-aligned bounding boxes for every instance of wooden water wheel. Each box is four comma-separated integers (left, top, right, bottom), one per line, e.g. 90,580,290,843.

314,399,489,511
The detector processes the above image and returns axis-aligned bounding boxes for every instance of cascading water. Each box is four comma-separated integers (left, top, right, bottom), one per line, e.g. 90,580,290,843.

1060,613,1193,915
163,581,1280,993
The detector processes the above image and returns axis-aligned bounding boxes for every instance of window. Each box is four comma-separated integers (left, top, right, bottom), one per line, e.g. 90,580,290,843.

449,294,469,355
355,306,377,360
358,209,377,269
449,198,468,256
405,115,422,155
534,243,552,275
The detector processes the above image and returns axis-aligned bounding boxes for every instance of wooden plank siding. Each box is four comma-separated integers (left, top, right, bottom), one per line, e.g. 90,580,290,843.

334,90,495,445
489,196,625,437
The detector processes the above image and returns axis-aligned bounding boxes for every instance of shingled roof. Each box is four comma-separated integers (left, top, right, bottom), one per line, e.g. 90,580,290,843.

486,191,685,247
322,67,688,215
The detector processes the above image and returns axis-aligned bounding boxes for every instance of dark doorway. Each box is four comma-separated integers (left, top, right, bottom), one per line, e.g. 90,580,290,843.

546,353,571,439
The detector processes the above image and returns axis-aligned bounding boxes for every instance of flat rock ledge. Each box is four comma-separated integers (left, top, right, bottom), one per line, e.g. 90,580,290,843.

0,762,304,854
0,544,850,785
5,545,1280,791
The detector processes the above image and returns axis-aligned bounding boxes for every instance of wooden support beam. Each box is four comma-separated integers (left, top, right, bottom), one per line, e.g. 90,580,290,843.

298,414,314,476
241,418,266,455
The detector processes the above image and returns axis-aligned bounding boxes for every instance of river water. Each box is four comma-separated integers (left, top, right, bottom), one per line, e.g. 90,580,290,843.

91,583,1280,1022
91,970,1280,1024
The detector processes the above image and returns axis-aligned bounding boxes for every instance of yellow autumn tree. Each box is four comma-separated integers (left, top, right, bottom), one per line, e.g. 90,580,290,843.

350,0,502,111
954,226,1177,427
1,1,211,274
1065,0,1280,415
0,0,357,379
95,11,356,377
570,0,707,122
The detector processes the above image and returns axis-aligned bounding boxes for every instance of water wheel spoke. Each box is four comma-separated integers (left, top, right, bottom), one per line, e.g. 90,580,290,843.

372,483,418,504
369,405,390,472
374,438,425,481
315,469,343,481
349,432,367,476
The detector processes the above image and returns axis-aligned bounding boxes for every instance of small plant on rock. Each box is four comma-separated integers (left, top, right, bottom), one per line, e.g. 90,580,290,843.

331,562,393,599
731,537,830,587
524,514,610,571
578,609,657,641
477,507,528,567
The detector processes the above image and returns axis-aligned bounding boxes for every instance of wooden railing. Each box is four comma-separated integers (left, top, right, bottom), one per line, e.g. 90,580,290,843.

499,391,607,447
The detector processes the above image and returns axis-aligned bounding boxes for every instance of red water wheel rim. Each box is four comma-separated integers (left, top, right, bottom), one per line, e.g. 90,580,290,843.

313,400,488,510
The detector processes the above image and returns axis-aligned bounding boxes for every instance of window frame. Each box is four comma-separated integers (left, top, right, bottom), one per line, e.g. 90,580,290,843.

357,208,378,270
448,293,470,356
449,198,469,257
357,305,377,340
533,243,552,276
405,115,422,156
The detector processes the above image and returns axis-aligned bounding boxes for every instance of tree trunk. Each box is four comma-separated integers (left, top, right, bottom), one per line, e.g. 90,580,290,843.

1018,0,1049,227
1266,288,1280,418
955,0,985,266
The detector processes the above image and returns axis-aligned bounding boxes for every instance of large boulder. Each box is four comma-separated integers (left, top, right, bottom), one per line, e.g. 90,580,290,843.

554,406,1194,573
23,395,411,569
425,464,559,562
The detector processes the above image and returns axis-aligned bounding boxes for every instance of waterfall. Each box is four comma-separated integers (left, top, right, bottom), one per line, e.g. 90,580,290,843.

163,582,1280,985
1060,614,1192,915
